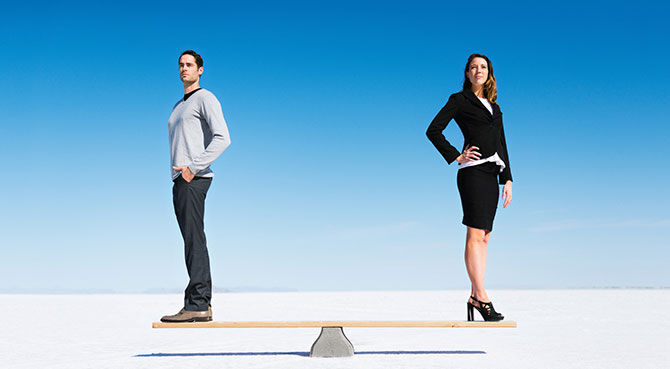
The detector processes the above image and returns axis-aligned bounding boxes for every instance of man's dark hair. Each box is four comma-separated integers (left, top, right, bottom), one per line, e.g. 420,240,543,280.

180,50,203,68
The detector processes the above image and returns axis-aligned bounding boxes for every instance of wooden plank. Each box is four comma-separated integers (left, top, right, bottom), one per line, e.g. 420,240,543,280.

152,320,517,328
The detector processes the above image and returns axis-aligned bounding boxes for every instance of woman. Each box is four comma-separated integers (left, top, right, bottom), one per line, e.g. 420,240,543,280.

426,54,513,321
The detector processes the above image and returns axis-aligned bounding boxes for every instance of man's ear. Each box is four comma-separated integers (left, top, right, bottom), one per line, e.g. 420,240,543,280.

198,66,204,77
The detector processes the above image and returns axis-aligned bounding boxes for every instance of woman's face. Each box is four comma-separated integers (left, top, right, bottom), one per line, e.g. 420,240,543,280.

467,57,488,87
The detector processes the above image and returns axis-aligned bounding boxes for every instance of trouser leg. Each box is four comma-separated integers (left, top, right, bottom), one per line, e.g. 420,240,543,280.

172,176,213,311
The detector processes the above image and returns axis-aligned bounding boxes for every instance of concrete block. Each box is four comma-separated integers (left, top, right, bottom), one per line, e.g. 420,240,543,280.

309,327,355,357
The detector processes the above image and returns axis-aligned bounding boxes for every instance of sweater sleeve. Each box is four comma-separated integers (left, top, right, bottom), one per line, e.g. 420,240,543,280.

187,94,232,175
498,121,513,184
426,94,461,164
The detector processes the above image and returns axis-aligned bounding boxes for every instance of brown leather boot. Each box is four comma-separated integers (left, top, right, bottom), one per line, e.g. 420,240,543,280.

160,306,212,322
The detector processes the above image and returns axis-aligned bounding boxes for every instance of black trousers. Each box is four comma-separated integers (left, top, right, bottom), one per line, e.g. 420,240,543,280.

173,175,213,311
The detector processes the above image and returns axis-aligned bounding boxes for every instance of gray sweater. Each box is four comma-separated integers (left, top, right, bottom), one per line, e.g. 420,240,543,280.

168,89,231,180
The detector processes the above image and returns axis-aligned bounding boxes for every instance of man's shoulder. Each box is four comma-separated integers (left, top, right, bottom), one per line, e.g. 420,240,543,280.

192,88,220,105
196,88,217,99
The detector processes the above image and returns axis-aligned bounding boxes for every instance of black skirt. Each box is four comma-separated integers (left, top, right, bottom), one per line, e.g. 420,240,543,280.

456,162,500,231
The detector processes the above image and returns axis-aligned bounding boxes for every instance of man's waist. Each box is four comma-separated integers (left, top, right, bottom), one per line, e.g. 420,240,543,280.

172,174,214,183
171,169,214,181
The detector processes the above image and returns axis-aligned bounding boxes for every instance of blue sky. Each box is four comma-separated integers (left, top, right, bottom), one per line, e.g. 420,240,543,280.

1,0,669,292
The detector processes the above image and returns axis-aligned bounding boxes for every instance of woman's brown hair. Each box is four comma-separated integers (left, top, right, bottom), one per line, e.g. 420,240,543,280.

462,53,497,104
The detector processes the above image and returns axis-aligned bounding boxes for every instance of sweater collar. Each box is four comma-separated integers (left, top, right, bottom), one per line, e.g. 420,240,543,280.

184,88,202,101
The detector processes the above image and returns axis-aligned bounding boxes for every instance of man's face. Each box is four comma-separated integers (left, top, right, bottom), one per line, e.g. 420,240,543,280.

179,54,203,84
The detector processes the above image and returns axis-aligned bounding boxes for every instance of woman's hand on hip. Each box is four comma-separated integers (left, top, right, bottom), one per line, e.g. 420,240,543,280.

456,145,481,164
502,180,513,208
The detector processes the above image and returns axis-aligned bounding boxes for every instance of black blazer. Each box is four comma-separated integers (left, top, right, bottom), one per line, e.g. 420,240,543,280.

426,89,512,184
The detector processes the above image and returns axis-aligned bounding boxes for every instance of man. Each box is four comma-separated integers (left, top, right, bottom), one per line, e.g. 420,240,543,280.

161,50,231,322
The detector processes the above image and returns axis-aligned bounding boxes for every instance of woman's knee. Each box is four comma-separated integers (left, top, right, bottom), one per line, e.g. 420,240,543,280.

483,231,492,244
467,227,488,246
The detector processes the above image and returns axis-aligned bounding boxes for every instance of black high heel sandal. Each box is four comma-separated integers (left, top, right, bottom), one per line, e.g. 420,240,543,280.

467,296,504,321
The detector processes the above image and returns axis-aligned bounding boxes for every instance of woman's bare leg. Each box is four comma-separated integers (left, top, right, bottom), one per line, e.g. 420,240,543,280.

465,226,492,304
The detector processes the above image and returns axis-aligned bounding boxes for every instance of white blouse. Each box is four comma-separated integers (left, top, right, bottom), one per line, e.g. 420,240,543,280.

478,96,493,114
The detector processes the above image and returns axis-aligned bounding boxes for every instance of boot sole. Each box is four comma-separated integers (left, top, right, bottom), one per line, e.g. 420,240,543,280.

192,316,212,322
160,316,212,323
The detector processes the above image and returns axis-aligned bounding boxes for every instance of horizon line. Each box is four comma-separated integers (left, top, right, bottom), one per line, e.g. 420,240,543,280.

1,286,668,294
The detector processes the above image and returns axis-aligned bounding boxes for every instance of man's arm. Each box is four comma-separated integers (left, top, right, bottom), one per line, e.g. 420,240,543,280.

187,93,231,175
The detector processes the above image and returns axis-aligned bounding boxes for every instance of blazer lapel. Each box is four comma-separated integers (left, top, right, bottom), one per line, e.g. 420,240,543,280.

463,89,494,118
492,103,502,119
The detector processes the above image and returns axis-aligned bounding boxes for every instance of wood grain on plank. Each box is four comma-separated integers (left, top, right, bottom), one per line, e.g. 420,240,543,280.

152,320,517,328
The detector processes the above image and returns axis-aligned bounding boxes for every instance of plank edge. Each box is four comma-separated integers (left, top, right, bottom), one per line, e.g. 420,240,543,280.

152,321,517,328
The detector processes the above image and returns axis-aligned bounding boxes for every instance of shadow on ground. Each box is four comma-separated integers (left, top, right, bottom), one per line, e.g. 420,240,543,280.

136,350,485,357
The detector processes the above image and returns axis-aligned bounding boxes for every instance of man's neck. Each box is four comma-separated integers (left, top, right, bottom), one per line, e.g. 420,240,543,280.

183,81,201,94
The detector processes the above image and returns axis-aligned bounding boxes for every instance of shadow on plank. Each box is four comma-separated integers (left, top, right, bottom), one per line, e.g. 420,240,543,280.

135,350,486,357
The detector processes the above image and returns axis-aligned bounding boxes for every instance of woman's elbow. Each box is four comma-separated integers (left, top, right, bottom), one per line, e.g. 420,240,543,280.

426,127,435,139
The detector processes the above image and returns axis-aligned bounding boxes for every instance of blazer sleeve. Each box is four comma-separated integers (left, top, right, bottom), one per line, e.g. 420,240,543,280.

498,122,513,184
426,94,461,164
